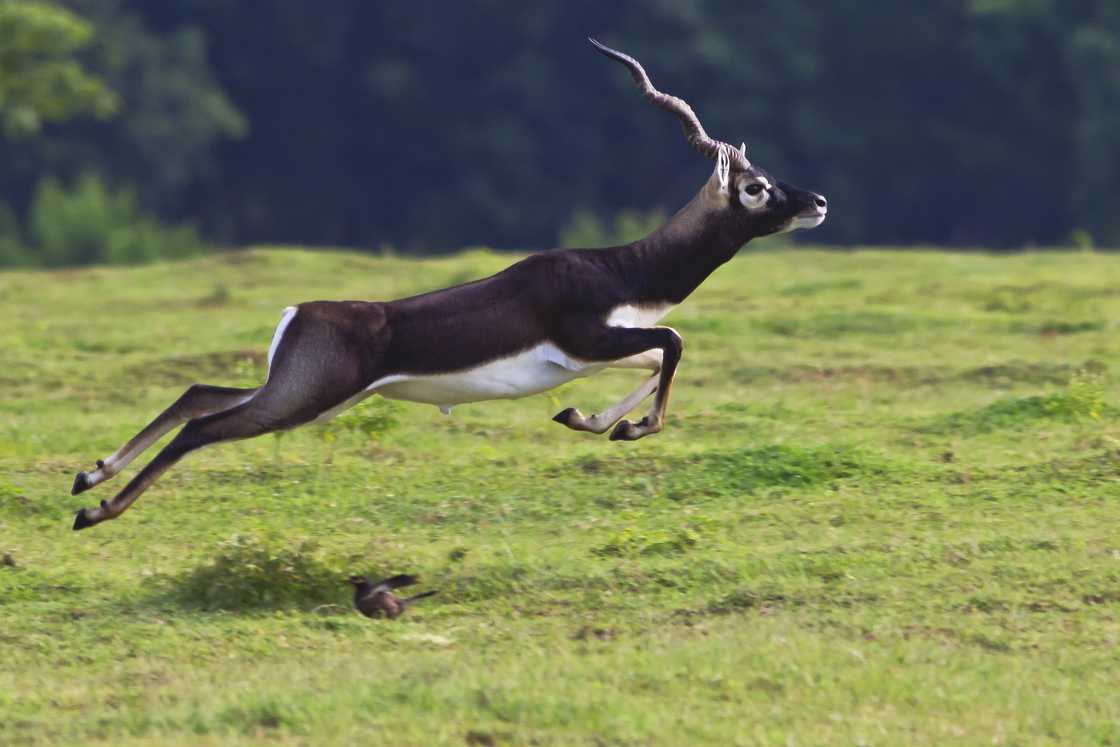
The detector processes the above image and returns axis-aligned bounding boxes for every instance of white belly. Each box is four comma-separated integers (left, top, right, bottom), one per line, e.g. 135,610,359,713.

370,343,605,407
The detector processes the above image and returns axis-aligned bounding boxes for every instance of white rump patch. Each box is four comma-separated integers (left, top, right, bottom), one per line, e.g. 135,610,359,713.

267,306,298,369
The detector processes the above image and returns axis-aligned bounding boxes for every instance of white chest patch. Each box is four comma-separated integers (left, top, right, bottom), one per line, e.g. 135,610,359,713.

369,343,605,407
605,302,676,329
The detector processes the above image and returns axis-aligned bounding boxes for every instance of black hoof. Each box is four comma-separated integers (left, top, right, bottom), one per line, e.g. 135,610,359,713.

609,421,633,441
553,408,577,425
73,508,95,531
71,471,93,496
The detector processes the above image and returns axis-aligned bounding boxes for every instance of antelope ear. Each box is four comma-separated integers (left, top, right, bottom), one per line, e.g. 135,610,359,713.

739,142,747,157
715,146,731,194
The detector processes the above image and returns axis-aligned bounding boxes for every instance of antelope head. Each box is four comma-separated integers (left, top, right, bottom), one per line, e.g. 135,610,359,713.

590,38,828,241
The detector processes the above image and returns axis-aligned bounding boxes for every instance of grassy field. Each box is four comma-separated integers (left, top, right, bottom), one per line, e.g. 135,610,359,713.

2,246,1119,745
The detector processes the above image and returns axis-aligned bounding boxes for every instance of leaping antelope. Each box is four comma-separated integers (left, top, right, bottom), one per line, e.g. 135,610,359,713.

70,39,827,531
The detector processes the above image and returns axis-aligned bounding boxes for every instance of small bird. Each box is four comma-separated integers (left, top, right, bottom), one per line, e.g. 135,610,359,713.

348,573,438,619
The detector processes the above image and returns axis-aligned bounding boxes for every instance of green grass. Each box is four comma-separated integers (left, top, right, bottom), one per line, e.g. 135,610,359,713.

2,246,1120,745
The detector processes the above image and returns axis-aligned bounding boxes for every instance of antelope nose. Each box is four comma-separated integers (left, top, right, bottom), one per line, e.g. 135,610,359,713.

813,194,828,210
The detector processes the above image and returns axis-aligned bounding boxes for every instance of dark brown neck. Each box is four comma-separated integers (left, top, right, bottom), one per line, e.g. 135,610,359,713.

609,190,747,305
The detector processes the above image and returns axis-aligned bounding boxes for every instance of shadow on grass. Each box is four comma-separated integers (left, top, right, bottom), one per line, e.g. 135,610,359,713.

135,532,613,614
134,529,752,617
142,534,348,612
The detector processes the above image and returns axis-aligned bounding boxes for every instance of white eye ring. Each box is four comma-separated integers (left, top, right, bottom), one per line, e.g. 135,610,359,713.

738,181,770,208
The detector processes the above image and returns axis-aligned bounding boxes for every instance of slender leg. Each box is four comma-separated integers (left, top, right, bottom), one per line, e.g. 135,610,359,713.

608,330,682,441
73,399,278,530
555,323,683,442
554,349,662,434
71,384,257,495
72,302,392,530
554,374,659,434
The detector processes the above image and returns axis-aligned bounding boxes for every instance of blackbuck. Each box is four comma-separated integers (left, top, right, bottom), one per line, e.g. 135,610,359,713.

70,39,827,531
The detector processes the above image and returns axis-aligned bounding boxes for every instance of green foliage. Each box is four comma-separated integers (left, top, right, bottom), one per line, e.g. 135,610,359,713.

318,398,401,443
28,172,202,266
0,200,33,267
3,2,1120,251
0,0,117,137
74,5,247,205
558,208,667,248
1071,228,1096,251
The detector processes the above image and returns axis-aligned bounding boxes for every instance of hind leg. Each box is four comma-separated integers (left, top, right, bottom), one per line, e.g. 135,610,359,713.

72,384,257,495
71,374,372,531
73,395,285,530
72,302,391,530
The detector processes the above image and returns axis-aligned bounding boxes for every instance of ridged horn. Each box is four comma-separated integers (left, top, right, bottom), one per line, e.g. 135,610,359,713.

589,37,750,170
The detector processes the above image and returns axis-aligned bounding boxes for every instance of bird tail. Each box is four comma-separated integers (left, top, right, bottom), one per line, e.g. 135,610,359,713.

379,574,419,590
402,590,438,606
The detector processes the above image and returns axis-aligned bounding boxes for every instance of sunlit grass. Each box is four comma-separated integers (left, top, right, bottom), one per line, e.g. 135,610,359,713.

2,246,1120,745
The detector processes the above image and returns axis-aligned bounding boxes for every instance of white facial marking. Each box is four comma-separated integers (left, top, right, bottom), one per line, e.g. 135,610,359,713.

777,213,827,234
737,176,772,210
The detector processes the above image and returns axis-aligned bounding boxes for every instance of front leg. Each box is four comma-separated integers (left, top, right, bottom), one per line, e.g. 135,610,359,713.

554,348,662,434
607,330,682,441
554,374,659,434
555,323,683,442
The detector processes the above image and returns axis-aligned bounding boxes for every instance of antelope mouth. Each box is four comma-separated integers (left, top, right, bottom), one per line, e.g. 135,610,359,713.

789,208,827,231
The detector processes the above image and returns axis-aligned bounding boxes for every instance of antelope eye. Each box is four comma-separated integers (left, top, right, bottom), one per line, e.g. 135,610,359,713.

745,183,766,197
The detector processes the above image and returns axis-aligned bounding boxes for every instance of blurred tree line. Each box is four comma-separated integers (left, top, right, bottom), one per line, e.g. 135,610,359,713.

0,0,1118,267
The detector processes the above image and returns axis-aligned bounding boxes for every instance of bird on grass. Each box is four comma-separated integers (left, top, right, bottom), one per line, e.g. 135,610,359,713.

348,573,438,619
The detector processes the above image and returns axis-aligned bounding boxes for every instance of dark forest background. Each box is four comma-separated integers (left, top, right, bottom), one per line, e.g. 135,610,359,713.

2,0,1119,266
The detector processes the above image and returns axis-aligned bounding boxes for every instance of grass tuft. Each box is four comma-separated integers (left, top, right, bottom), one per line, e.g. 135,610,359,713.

922,370,1109,435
